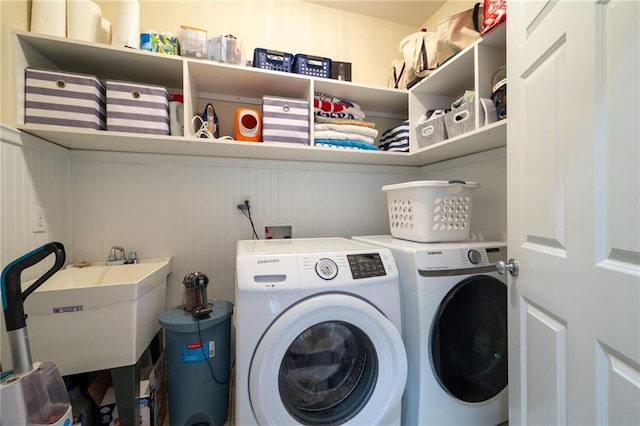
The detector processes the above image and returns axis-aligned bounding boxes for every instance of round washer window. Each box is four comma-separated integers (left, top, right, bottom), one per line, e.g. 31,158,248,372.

278,321,378,425
431,276,508,402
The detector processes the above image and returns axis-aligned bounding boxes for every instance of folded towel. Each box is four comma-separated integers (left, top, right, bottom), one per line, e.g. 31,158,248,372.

314,92,361,110
314,108,365,120
314,131,375,144
314,138,379,150
314,123,379,139
315,116,376,128
379,120,410,152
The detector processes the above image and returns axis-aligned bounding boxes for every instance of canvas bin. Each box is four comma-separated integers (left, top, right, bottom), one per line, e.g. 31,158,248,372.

416,114,448,148
25,68,106,130
106,80,169,135
383,180,479,243
262,96,309,145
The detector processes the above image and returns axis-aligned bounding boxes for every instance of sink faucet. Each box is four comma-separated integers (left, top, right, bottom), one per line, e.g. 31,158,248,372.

106,246,138,265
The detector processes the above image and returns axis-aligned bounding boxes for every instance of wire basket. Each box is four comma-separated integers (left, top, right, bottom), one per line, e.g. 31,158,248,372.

253,48,293,73
383,180,479,243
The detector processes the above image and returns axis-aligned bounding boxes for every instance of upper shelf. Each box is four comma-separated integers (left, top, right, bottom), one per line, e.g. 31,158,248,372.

12,28,506,167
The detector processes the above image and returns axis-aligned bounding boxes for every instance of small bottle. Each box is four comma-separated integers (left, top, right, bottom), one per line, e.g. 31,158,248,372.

169,94,184,136
338,63,346,81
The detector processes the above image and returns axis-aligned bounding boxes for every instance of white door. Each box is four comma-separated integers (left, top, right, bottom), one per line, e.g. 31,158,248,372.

507,1,639,424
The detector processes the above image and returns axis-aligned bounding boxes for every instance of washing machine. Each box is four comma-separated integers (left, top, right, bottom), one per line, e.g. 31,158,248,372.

352,235,508,425
235,237,408,425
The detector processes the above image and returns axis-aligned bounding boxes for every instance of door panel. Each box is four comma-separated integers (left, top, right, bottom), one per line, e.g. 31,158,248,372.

508,1,640,424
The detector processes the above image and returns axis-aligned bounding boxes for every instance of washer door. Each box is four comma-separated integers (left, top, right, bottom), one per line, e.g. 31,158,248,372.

431,275,508,403
249,293,407,425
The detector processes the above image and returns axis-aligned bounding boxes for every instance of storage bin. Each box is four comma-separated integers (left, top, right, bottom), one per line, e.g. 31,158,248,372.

106,80,169,135
262,96,309,145
416,114,447,148
383,180,479,243
25,68,106,130
253,48,294,73
293,54,331,78
444,102,475,138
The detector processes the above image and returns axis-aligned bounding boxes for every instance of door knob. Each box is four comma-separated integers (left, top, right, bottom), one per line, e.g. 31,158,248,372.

496,258,519,276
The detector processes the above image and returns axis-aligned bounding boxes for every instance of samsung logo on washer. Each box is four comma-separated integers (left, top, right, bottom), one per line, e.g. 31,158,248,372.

257,259,279,264
427,251,443,255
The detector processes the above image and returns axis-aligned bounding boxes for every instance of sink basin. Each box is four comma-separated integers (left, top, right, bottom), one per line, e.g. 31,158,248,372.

22,257,172,376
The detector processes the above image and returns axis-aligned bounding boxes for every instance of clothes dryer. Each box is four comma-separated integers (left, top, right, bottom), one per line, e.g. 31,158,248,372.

353,235,508,425
235,238,407,426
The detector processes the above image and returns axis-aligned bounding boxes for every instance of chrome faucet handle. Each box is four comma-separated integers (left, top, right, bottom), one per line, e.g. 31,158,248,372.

108,246,126,261
128,251,138,263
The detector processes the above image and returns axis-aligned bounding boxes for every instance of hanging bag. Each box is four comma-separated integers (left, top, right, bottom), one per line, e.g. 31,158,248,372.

388,58,415,90
399,30,439,79
437,3,483,65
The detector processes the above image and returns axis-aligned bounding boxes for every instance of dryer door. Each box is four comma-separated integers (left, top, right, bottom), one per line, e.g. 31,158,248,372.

249,293,407,425
431,275,508,403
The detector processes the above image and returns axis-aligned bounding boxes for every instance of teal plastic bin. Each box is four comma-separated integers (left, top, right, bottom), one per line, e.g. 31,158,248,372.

160,300,233,426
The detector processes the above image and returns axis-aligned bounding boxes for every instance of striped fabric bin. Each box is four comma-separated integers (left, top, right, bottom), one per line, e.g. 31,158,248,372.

262,96,309,145
25,68,106,130
106,80,169,135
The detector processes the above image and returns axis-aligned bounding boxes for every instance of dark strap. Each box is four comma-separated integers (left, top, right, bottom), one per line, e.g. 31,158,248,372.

393,62,406,88
473,2,482,32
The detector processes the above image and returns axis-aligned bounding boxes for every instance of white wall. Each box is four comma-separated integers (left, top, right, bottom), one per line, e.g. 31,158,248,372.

68,151,419,307
0,126,72,371
420,147,507,243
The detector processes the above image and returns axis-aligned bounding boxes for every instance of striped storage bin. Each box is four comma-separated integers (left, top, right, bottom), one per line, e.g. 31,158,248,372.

106,80,169,135
262,96,309,145
25,68,106,130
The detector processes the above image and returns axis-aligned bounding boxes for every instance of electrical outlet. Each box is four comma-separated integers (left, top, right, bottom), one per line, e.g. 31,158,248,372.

237,196,254,212
33,206,46,233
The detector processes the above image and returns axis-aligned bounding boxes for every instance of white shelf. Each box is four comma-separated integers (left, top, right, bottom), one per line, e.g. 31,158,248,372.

13,26,506,167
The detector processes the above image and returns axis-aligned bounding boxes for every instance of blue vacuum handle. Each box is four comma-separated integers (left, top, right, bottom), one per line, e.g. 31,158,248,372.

1,242,66,332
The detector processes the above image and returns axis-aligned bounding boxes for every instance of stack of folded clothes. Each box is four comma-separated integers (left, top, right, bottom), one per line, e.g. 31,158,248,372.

378,120,410,152
313,92,379,150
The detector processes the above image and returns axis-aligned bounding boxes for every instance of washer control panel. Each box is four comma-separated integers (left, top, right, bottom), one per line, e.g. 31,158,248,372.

346,253,387,279
467,249,483,264
315,258,339,280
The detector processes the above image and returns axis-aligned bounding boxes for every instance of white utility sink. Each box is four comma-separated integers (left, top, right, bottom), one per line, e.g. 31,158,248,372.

22,258,172,376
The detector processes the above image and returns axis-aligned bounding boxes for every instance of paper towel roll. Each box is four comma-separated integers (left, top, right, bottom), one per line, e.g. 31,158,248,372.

67,0,102,43
31,0,66,37
100,18,112,44
111,0,140,49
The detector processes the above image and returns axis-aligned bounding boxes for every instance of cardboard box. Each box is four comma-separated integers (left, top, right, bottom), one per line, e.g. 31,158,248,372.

143,351,167,426
89,366,163,426
25,68,106,130
98,380,152,426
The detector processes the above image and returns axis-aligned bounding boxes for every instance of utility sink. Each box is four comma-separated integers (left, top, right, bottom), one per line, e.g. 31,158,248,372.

22,258,172,376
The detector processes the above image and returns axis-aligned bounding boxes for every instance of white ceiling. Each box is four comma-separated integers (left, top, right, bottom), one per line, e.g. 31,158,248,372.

303,1,446,28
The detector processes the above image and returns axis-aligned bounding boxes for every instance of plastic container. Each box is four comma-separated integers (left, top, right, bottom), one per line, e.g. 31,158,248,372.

292,54,331,78
253,48,294,72
159,300,233,426
383,180,479,243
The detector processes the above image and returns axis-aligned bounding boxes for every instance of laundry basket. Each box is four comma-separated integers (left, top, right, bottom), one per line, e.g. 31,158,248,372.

383,180,479,243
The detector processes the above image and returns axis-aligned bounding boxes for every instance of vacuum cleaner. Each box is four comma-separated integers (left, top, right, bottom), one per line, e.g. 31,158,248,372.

1,242,73,425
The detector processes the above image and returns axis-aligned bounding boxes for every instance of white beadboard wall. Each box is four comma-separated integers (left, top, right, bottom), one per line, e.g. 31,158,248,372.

420,147,507,243
69,151,419,307
0,126,72,370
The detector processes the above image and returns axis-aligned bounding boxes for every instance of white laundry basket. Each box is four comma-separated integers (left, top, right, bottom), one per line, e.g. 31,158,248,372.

383,180,479,243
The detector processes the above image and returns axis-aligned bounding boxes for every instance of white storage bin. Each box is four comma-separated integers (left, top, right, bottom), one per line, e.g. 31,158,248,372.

262,96,309,145
25,68,106,130
106,80,169,135
383,180,479,243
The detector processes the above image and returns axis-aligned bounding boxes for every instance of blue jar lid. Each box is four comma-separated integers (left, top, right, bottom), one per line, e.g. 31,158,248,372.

159,299,233,333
